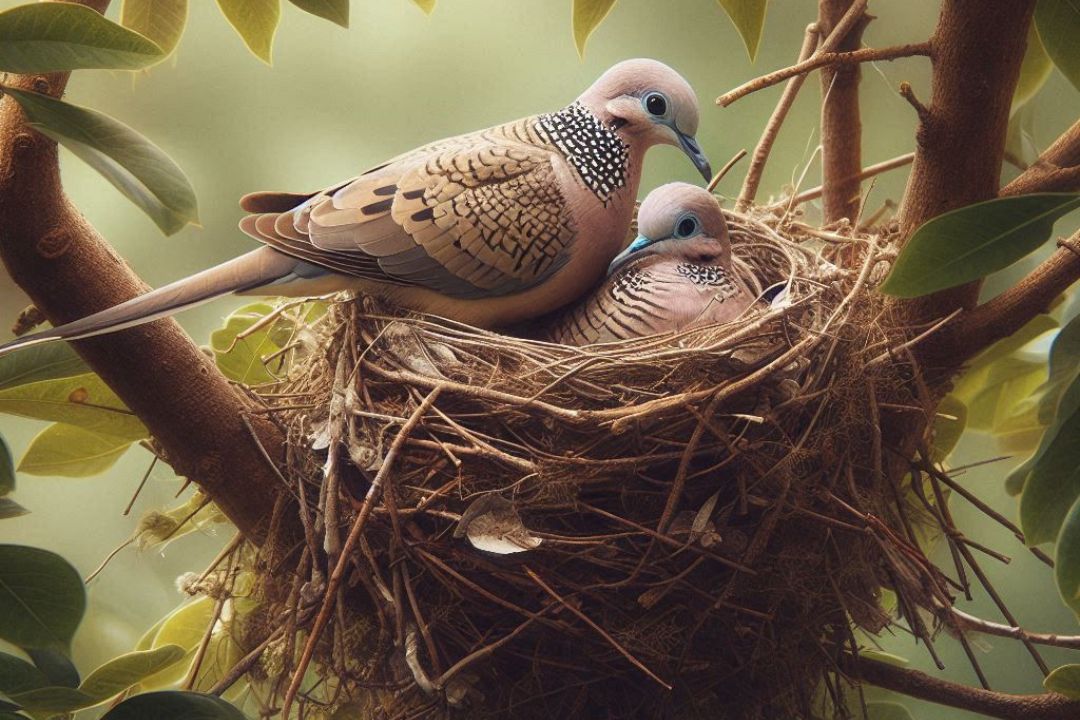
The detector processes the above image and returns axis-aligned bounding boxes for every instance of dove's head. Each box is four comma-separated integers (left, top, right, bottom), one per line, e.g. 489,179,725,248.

607,182,731,276
579,59,711,182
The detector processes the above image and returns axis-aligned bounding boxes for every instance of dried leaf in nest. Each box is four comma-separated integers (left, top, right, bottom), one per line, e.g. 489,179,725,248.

454,494,542,555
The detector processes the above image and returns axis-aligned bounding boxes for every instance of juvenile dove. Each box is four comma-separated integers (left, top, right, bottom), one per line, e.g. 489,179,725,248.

0,59,710,357
542,182,754,345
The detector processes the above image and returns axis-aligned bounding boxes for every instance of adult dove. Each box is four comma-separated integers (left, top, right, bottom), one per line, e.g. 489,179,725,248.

0,59,710,357
542,183,754,345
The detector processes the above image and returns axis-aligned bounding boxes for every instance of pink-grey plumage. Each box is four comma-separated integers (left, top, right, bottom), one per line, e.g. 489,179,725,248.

542,183,755,346
0,59,711,358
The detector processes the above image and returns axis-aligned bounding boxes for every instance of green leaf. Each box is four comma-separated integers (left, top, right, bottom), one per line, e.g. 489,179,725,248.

0,343,89,393
1056,496,1080,615
0,499,28,521
18,424,134,478
25,647,79,688
572,0,617,58
411,0,436,14
102,691,245,720
1019,377,1080,544
210,302,286,385
0,2,163,73
120,0,189,56
0,435,13,496
1035,0,1080,92
0,653,48,696
1045,664,1080,699
716,0,768,61
865,703,914,720
288,0,348,27
0,87,199,236
881,193,1080,297
0,545,85,652
6,686,94,714
216,0,280,64
79,646,186,701
0,373,146,440
1014,21,1053,111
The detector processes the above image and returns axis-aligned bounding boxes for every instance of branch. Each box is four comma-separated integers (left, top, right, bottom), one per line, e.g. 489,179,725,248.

851,656,1080,720
787,152,914,206
736,24,820,210
0,0,288,543
1002,118,1080,196
948,607,1080,650
818,0,869,224
894,0,1037,323
716,43,930,108
916,230,1080,367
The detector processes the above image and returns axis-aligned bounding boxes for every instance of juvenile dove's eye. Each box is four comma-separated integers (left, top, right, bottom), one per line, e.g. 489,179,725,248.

677,217,698,237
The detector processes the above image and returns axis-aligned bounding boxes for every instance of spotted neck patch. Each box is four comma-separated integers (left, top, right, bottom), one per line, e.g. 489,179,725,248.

537,103,629,204
677,263,738,294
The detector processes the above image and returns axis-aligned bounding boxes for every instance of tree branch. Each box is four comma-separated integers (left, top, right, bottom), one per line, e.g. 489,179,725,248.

851,656,1080,720
1001,118,1080,196
818,0,869,224
736,24,820,211
947,607,1080,650
916,230,1080,367
894,0,1036,323
0,0,288,543
716,43,930,108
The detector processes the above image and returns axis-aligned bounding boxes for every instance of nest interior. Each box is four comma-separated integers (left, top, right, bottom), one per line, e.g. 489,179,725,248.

234,206,964,720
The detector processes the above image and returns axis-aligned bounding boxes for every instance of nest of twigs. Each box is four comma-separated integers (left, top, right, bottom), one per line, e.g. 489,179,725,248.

234,205,964,719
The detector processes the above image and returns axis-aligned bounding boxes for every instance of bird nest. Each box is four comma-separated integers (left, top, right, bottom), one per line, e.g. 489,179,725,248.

233,206,958,719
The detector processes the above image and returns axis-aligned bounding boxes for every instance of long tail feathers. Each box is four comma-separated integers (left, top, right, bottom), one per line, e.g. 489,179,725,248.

0,247,303,358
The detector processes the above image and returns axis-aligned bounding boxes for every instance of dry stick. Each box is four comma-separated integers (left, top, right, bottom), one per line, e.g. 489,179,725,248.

717,44,931,107
786,153,915,206
948,607,1080,650
281,387,442,718
124,455,158,516
852,655,1080,720
706,148,748,193
523,567,672,691
737,24,820,209
434,613,544,688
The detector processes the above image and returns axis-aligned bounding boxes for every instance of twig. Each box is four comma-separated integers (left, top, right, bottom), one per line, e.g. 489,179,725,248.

851,655,1080,720
707,148,748,193
898,81,930,121
281,387,442,718
717,44,930,107
788,153,914,206
947,607,1080,650
737,24,820,209
524,567,672,691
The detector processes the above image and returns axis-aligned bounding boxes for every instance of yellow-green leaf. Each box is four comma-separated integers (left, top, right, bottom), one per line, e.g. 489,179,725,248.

931,395,967,462
1035,0,1080,92
18,424,134,479
6,685,94,713
0,87,199,236
217,0,281,64
880,193,1080,298
121,0,189,57
1019,377,1080,545
0,2,163,73
210,302,287,385
0,373,145,440
411,0,436,13
1045,664,1080,699
79,646,186,701
288,0,348,27
140,596,215,689
1014,21,1053,112
0,343,89,392
572,0,617,58
716,0,768,61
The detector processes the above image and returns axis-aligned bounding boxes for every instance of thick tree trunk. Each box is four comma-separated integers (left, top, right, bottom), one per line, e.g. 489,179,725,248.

0,0,287,543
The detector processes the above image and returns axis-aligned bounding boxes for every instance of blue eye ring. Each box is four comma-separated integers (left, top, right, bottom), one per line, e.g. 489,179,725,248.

642,91,669,118
674,213,701,239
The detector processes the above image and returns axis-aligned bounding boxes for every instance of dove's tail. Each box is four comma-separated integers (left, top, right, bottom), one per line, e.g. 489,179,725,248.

0,247,310,358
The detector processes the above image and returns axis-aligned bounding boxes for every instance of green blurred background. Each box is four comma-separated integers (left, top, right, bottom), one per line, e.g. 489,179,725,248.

0,1,1077,717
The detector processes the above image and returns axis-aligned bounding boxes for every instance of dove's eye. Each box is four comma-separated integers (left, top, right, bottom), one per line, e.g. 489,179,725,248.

675,214,700,238
643,92,668,117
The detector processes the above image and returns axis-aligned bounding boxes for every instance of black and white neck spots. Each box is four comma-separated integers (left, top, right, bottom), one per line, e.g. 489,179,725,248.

676,263,738,294
537,103,629,204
